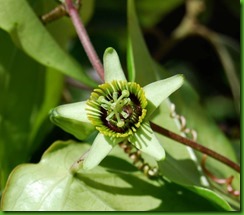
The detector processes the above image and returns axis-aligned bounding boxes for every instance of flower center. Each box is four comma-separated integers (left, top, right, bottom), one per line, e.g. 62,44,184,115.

86,81,147,137
98,90,131,128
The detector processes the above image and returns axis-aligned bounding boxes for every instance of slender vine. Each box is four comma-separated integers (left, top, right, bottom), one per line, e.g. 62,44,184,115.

150,122,240,173
65,0,104,81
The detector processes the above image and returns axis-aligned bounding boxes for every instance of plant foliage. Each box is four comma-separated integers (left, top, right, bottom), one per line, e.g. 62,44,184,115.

0,0,240,211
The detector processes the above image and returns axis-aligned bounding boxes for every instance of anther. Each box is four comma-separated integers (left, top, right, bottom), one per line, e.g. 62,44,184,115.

115,112,124,127
106,111,115,121
98,96,111,105
117,120,125,127
122,90,130,97
121,111,129,119
117,90,130,103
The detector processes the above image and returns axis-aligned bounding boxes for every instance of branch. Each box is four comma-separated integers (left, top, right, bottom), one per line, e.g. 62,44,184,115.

41,4,67,24
65,0,104,81
150,122,240,173
41,0,82,24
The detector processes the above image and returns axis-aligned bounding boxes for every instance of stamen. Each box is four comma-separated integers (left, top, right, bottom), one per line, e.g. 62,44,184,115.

122,98,131,106
113,92,118,101
115,112,124,127
121,111,129,119
98,90,131,127
122,90,130,97
117,121,125,127
106,111,115,121
117,90,130,102
99,96,113,110
86,81,148,137
98,96,111,105
101,104,110,110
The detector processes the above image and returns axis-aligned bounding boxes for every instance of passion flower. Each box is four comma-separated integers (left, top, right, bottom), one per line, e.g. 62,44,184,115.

86,80,147,138
50,47,184,170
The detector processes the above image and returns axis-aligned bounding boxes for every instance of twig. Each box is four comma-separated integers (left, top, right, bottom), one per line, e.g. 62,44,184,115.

41,0,82,24
150,122,240,173
41,4,67,24
65,0,104,81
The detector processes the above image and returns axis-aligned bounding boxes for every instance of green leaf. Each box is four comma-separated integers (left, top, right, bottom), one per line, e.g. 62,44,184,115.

0,0,97,87
1,140,231,211
0,29,63,190
151,100,209,187
127,0,207,188
186,186,232,211
29,0,95,47
126,0,239,208
154,64,240,208
127,0,158,85
170,81,240,189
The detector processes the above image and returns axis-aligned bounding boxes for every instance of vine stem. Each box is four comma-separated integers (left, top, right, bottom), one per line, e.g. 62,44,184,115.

65,0,104,81
64,0,240,174
150,122,240,173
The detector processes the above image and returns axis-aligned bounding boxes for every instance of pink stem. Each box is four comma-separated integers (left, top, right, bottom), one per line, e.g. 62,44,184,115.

65,0,104,81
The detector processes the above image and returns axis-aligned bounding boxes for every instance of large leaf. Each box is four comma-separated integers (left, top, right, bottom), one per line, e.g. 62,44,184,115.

170,81,240,188
126,0,239,208
0,29,63,190
150,101,209,187
1,140,231,211
29,0,95,48
127,0,158,85
127,0,207,187
0,0,97,87
155,62,240,199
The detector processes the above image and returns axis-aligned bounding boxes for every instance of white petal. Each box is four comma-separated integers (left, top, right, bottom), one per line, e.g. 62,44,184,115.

103,47,127,83
128,122,165,161
143,74,184,119
49,101,95,140
83,133,117,170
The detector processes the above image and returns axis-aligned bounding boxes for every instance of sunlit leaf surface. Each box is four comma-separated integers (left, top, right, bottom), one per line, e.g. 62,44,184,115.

0,30,63,189
0,0,96,87
1,140,231,211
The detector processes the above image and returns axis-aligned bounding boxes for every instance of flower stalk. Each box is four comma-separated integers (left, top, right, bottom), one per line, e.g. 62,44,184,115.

150,122,240,173
65,0,104,81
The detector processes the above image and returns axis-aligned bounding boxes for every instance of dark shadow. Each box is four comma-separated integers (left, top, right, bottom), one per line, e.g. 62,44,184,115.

75,156,225,211
158,152,205,187
99,155,137,172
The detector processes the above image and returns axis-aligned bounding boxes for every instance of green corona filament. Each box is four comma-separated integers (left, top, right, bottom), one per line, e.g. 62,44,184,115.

98,90,131,127
86,80,148,138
